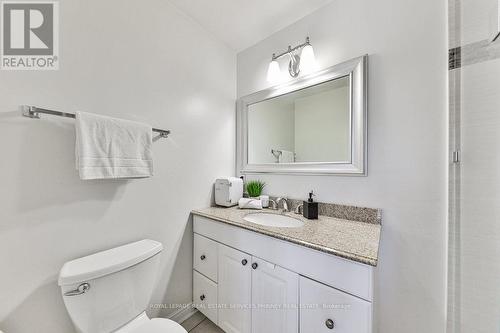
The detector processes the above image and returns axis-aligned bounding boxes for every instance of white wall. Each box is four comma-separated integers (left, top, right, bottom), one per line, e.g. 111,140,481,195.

237,1,448,332
0,1,235,332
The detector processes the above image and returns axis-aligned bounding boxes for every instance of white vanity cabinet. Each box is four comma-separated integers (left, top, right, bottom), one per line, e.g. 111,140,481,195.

195,240,299,333
193,233,218,282
192,270,218,324
250,256,299,333
217,244,252,333
299,276,372,333
192,215,374,333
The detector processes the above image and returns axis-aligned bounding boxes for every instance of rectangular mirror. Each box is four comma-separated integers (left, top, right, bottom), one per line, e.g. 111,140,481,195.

237,55,367,175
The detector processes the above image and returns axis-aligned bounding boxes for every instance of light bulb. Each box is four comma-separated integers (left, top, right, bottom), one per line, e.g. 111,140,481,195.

267,60,281,83
299,44,317,75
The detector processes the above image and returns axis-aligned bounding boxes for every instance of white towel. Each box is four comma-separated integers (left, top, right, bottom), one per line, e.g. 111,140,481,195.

238,198,263,210
75,112,153,180
278,150,295,163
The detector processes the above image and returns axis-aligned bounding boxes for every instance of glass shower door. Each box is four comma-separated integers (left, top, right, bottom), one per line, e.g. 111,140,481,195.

448,0,500,332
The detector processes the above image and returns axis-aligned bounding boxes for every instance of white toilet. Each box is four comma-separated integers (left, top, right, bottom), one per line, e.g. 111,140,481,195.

58,240,187,333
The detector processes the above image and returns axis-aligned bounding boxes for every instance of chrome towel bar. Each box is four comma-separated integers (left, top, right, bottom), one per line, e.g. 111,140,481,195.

21,105,171,138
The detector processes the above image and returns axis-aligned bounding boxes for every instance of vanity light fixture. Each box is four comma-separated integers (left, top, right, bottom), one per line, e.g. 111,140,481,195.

266,37,317,83
266,59,281,83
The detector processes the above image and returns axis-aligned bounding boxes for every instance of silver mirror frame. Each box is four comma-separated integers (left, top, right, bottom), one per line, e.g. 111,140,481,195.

237,55,368,176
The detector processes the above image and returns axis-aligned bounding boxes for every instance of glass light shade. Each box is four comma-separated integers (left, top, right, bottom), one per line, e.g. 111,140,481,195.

299,44,317,74
267,60,281,83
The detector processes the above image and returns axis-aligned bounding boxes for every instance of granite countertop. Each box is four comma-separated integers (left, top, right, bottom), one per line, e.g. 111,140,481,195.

192,206,381,266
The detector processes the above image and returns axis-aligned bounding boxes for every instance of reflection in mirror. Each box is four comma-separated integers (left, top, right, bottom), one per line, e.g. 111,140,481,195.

247,76,350,164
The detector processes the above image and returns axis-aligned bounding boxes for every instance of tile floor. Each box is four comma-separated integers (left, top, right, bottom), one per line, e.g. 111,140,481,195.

181,311,224,333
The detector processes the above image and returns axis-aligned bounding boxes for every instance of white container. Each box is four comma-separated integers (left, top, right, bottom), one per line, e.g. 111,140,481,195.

260,195,269,208
215,177,244,207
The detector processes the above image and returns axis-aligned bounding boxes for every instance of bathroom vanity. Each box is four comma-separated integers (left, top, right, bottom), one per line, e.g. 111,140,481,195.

191,205,381,333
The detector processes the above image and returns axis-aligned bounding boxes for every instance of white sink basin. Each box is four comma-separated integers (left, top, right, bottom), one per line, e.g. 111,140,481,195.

244,213,304,228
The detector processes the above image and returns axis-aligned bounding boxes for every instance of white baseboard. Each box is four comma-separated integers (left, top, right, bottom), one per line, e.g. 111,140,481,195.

167,303,198,324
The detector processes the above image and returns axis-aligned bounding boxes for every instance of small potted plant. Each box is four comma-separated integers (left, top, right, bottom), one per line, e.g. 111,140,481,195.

245,180,266,198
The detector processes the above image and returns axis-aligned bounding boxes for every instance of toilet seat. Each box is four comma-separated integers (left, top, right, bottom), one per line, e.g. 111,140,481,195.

129,318,187,333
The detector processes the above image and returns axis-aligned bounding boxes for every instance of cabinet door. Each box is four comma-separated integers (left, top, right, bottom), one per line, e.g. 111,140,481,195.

300,276,372,333
218,244,252,333
251,257,299,333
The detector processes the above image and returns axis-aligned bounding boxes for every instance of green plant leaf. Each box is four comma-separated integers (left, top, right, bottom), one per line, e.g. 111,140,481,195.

245,180,266,197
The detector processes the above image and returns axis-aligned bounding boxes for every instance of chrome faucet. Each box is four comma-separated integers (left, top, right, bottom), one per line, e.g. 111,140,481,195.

269,199,278,210
276,197,290,213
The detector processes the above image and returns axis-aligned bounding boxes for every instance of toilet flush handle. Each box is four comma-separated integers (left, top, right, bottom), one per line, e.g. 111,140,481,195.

64,283,91,296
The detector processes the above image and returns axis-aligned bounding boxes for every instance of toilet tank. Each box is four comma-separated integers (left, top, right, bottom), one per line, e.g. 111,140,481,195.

58,240,163,333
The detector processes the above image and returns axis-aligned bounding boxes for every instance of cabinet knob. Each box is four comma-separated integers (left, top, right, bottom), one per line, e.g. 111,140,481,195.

200,294,206,301
241,259,248,266
252,262,258,270
325,319,335,329
200,254,206,260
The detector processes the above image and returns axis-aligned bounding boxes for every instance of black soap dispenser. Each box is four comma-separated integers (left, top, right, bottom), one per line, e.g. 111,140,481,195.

303,191,318,220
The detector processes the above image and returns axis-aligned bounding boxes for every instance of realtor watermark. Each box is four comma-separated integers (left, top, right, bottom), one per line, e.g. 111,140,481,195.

150,303,352,311
1,1,59,70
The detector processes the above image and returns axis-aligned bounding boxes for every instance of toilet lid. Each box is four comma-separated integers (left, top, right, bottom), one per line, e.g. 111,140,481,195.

130,318,187,333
